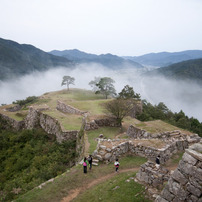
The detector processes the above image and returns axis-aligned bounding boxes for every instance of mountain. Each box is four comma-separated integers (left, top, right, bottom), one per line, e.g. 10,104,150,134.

124,50,202,67
147,58,202,84
49,49,143,68
0,38,73,80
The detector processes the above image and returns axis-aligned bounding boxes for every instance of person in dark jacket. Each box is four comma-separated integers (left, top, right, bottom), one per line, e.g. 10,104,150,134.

88,155,93,170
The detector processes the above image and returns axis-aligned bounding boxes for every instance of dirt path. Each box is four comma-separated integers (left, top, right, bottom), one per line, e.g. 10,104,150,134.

61,167,139,202
83,133,90,157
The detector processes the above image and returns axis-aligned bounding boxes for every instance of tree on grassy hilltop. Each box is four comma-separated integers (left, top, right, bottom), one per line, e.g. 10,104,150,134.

88,77,101,92
119,85,141,100
61,76,75,90
103,98,135,126
91,77,116,99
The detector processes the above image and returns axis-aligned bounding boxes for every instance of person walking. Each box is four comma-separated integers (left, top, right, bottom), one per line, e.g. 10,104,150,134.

114,159,120,172
83,157,88,174
88,155,93,170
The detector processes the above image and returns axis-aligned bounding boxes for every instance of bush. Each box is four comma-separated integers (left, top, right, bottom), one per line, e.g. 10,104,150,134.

0,127,76,201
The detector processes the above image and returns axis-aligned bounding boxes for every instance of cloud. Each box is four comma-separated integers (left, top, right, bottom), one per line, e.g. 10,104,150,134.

0,64,202,122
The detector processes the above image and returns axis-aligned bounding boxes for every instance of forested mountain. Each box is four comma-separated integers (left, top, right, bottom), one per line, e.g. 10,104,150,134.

50,49,143,68
147,58,202,84
124,50,202,67
0,38,73,80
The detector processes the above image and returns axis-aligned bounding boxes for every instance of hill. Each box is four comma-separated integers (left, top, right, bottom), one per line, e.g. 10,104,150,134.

49,49,143,69
1,88,201,201
147,58,202,84
0,38,73,80
124,50,202,67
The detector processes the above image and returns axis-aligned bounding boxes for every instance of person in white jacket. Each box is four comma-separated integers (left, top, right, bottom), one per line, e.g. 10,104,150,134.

114,159,120,172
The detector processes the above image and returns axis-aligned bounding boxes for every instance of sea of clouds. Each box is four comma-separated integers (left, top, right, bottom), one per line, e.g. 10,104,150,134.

0,63,202,122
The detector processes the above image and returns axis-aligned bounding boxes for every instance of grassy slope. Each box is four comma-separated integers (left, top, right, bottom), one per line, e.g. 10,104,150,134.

16,155,148,202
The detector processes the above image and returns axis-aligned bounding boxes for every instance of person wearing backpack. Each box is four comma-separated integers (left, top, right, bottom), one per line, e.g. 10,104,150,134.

114,159,120,172
83,157,88,173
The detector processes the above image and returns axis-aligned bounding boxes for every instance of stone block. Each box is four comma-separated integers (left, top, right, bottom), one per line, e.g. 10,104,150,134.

104,153,112,160
182,152,198,165
187,182,201,197
161,188,174,201
172,169,188,185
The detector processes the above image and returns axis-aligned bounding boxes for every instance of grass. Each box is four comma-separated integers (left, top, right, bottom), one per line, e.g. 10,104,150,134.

165,151,184,165
43,110,83,131
135,120,192,135
73,172,152,202
16,155,147,202
87,127,121,154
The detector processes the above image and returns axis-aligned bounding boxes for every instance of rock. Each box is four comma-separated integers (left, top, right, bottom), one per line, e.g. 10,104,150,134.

182,152,198,165
172,169,188,185
187,182,201,197
104,153,112,160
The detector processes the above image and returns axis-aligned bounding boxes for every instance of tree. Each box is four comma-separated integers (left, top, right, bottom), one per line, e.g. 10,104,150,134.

119,85,141,100
95,77,116,99
88,77,101,92
103,98,135,126
61,76,75,90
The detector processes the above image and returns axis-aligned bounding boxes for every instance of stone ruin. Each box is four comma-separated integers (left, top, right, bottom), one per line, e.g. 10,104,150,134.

156,143,202,202
136,161,170,189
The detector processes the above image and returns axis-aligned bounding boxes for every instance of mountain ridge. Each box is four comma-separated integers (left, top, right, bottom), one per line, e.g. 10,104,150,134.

123,50,202,67
0,38,73,80
49,49,144,69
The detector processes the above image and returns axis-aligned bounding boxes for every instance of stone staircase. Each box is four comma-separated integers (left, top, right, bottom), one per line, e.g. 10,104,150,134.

92,158,99,166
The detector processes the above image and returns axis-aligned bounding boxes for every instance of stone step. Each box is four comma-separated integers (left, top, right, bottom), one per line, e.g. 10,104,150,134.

93,159,99,163
92,162,98,166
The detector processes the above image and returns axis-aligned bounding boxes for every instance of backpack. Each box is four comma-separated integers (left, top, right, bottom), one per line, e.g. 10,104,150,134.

83,162,87,166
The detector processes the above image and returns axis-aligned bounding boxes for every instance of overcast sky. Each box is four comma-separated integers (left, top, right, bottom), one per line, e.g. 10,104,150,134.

1,0,202,56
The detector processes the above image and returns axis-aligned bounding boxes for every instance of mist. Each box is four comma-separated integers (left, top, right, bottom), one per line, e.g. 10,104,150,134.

0,63,202,122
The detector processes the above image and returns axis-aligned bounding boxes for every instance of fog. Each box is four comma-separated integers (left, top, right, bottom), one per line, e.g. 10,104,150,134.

0,63,202,122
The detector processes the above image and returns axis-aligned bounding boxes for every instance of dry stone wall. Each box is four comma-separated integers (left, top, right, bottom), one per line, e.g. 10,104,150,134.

0,113,25,131
127,125,200,144
57,100,87,115
84,117,121,131
136,161,170,189
156,143,202,202
93,137,197,164
25,106,78,142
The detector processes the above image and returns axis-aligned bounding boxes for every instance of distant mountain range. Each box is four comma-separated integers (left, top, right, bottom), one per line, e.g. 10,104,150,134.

147,58,202,84
124,50,202,67
1,37,202,84
49,49,143,68
0,38,73,80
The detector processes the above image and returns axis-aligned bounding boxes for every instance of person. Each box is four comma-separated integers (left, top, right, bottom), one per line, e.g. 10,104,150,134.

156,155,160,168
83,157,88,174
114,159,120,172
88,155,93,170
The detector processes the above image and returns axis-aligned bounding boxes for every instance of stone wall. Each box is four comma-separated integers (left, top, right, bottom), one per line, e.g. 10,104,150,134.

93,138,190,164
57,100,87,115
156,143,202,202
25,106,78,143
136,161,170,189
84,117,121,131
0,113,25,131
127,125,200,144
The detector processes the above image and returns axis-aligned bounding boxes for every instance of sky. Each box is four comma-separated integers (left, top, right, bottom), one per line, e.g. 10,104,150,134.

1,0,202,56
